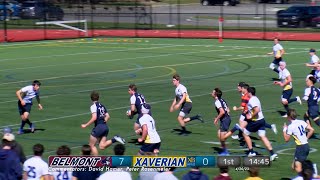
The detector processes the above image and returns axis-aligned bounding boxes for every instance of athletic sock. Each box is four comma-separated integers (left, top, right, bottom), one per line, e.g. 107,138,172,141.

269,150,274,155
26,119,32,126
20,121,26,130
265,123,272,129
315,120,320,126
288,98,297,104
284,104,289,112
273,68,279,73
181,126,187,132
190,115,199,121
111,138,116,143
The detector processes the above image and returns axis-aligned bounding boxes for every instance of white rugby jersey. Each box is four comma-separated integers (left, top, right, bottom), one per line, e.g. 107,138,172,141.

23,156,50,180
287,120,309,145
247,96,264,121
310,54,320,64
175,84,192,103
50,169,72,180
278,68,292,90
139,114,161,144
20,85,39,104
273,43,283,56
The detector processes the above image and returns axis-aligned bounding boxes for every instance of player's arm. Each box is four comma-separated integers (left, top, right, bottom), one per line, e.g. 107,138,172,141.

283,124,290,142
214,107,225,125
303,88,311,101
129,104,136,116
138,124,148,142
16,89,26,106
42,175,51,180
169,98,177,112
246,106,259,120
23,171,28,180
305,62,319,67
306,124,315,139
81,112,97,128
280,49,285,56
104,112,110,123
36,95,43,110
175,93,186,108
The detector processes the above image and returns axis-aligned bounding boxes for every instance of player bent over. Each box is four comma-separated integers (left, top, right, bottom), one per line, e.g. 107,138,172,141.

170,74,203,135
81,91,125,156
138,104,161,156
212,88,231,155
16,80,43,134
241,87,278,161
283,109,314,171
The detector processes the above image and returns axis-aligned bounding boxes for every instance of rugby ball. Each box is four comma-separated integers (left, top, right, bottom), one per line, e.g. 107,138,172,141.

126,109,131,116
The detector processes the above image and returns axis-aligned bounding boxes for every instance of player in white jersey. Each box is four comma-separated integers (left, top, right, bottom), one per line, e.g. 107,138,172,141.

16,80,43,134
138,104,161,155
305,48,320,75
242,87,278,161
283,109,314,171
267,37,285,74
169,74,203,135
23,144,50,180
274,61,301,117
50,145,72,180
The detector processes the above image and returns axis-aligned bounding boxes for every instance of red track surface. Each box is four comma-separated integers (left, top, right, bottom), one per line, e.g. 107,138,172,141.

1,29,320,42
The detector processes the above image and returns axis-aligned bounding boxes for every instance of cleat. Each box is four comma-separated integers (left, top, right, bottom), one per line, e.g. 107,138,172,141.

296,96,302,105
248,152,257,157
196,114,204,123
219,150,230,156
30,124,35,133
270,154,278,161
114,135,126,144
17,129,24,135
271,124,278,134
282,114,288,118
231,135,239,140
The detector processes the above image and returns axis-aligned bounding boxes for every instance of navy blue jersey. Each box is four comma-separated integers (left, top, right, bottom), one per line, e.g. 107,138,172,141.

214,98,230,120
307,86,320,107
134,93,146,115
94,102,108,126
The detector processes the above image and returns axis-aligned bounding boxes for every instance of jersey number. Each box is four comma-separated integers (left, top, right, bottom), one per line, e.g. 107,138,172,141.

27,166,36,178
298,125,305,136
137,95,146,105
313,91,318,100
150,120,154,129
98,106,106,117
56,170,70,180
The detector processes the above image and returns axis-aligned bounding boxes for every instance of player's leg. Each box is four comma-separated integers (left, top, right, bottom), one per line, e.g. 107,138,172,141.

269,58,280,73
18,103,34,134
219,117,231,155
182,103,203,123
309,106,320,127
243,121,256,156
99,125,125,150
281,90,291,116
89,135,99,156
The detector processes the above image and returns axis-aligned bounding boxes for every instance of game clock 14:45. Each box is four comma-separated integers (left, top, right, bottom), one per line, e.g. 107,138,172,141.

243,156,270,167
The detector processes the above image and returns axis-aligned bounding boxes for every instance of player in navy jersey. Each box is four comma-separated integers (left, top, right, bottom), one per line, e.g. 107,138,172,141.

212,88,231,155
127,84,151,134
81,91,125,155
16,80,42,134
303,76,320,127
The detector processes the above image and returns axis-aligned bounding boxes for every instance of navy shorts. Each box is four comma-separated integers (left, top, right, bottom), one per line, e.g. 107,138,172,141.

18,101,32,115
220,116,231,132
307,105,319,119
140,142,161,154
180,102,192,116
246,119,266,133
295,144,310,162
272,57,282,65
282,89,293,101
91,124,109,138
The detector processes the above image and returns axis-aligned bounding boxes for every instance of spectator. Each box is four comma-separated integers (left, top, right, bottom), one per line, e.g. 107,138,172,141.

98,144,132,180
1,127,26,163
244,167,263,180
154,167,178,180
182,167,209,180
23,143,50,180
0,133,22,180
72,145,101,180
292,160,320,180
51,145,72,180
138,151,160,180
213,167,232,180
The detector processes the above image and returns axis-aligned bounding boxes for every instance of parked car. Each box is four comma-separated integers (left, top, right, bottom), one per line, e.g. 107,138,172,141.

257,0,289,3
277,5,320,28
311,16,320,27
20,1,64,20
0,1,20,19
201,0,238,6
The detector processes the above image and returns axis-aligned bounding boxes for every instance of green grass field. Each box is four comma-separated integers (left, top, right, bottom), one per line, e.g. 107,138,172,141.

0,38,319,179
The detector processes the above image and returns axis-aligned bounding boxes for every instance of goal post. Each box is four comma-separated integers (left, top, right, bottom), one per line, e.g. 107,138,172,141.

35,19,88,37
